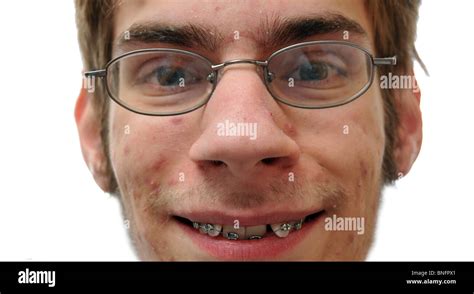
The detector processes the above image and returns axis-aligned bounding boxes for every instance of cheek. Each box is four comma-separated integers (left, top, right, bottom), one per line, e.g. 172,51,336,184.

107,114,175,249
296,90,385,201
350,101,385,186
110,129,166,194
107,107,195,199
343,95,385,215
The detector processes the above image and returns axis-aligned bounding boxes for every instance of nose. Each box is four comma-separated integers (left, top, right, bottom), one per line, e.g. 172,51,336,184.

189,64,300,179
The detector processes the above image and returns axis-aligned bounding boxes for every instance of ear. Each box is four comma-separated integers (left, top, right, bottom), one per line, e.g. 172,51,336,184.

75,86,110,192
393,71,423,177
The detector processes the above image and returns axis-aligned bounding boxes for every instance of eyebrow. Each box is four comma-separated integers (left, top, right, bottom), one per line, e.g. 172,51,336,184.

258,13,367,49
117,22,223,51
116,13,367,52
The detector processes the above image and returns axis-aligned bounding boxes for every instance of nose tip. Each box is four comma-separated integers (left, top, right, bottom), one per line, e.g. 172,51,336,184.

189,126,300,178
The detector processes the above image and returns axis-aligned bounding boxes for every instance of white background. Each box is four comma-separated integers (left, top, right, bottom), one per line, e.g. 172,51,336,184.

0,1,472,261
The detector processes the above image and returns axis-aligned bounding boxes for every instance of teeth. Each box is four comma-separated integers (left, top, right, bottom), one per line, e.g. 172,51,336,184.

245,225,266,240
191,218,305,239
196,223,222,237
207,224,222,237
226,232,239,240
223,225,245,240
291,219,304,231
198,223,213,235
270,223,292,238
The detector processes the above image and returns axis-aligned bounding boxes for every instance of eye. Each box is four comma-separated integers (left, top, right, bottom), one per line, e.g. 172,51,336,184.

285,54,348,89
134,57,203,91
298,62,329,81
149,66,187,87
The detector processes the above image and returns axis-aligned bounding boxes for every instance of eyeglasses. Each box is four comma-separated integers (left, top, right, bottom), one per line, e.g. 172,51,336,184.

84,40,396,116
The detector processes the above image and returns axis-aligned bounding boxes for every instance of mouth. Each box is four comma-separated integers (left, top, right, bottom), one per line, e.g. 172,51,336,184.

174,210,323,239
172,209,325,260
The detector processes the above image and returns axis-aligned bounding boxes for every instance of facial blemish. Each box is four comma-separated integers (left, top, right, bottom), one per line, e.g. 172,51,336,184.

359,161,368,177
150,180,160,192
167,178,178,187
151,158,167,172
284,123,297,137
170,117,183,125
123,145,130,156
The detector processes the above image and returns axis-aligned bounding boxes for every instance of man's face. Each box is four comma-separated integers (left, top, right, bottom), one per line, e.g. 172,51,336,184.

107,0,385,260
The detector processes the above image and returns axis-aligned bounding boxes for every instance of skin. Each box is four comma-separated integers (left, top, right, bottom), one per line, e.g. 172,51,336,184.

75,0,422,261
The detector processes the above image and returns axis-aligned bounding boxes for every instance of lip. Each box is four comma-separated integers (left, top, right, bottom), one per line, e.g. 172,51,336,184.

173,209,325,260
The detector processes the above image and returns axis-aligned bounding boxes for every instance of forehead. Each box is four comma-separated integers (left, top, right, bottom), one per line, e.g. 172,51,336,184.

113,0,373,45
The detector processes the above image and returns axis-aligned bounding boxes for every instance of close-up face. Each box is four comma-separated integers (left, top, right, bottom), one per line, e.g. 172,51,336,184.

76,0,422,261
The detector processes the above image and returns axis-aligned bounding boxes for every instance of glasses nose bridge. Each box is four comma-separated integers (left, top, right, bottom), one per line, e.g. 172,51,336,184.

209,59,271,85
211,59,268,71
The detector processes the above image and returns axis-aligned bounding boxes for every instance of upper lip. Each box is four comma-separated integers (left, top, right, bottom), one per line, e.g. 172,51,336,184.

172,208,324,226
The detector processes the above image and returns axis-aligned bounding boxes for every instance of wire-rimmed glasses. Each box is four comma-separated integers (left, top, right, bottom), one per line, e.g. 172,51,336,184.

85,40,396,116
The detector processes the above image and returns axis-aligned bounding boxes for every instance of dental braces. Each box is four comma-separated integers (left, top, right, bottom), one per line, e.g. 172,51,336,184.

192,220,303,240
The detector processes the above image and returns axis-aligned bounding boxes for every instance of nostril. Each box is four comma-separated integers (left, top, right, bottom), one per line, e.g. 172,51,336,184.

261,157,278,165
211,160,226,167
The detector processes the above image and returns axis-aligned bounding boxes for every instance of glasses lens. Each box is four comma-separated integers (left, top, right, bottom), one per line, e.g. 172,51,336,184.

267,43,372,108
107,50,214,115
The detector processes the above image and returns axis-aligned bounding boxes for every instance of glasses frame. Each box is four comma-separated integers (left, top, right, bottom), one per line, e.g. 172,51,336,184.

84,40,396,116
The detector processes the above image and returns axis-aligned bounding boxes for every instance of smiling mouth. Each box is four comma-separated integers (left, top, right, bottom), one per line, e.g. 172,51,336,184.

173,210,325,240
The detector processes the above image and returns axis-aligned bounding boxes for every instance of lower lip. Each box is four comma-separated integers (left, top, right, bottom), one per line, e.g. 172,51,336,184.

176,212,324,260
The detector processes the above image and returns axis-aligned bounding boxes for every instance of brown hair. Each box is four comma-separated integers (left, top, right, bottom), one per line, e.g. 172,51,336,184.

75,0,423,192
365,0,424,183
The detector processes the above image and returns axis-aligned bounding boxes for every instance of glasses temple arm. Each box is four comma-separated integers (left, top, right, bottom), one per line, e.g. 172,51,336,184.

373,56,397,66
84,69,106,78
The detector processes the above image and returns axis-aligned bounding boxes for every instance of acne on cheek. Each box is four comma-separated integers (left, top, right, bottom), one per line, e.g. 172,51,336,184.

115,142,167,197
150,157,167,172
170,116,183,125
115,119,181,194
354,158,381,216
360,162,368,178
139,157,168,193
358,156,379,182
167,177,179,187
283,123,297,137
357,152,378,178
123,145,131,156
348,120,384,179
